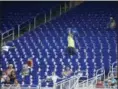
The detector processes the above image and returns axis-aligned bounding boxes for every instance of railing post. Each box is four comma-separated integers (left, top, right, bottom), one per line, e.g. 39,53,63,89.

112,61,117,75
96,68,99,84
38,78,41,89
69,80,70,89
95,67,104,84
12,28,14,40
50,9,52,21
1,33,3,47
87,73,89,86
76,76,80,89
69,1,71,9
29,21,31,32
60,83,62,89
34,17,36,29
18,24,20,37
104,69,105,81
44,13,46,23
60,5,61,15
64,2,67,12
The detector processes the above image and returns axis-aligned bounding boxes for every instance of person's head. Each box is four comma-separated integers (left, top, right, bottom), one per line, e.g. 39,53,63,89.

69,33,73,37
109,75,114,80
110,73,114,78
108,80,111,84
68,28,71,34
23,64,28,69
97,77,101,82
8,64,13,69
65,67,70,71
52,72,56,75
110,17,114,20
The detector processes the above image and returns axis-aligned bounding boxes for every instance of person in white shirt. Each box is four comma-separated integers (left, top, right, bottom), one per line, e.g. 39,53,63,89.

2,45,15,52
47,72,62,89
2,46,11,52
62,67,73,78
21,64,30,77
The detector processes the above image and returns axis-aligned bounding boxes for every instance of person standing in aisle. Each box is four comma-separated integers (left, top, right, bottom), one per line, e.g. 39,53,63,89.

67,30,76,55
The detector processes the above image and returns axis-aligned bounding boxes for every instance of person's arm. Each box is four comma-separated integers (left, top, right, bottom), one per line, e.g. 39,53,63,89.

46,75,52,81
57,75,64,80
70,69,73,74
2,46,16,52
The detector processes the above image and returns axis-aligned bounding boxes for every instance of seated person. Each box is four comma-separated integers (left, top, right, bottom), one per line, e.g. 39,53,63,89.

27,58,33,68
1,71,9,83
47,72,62,89
62,67,73,77
21,64,30,76
107,77,117,88
104,80,109,88
9,71,16,84
107,17,116,29
96,78,104,88
3,77,10,87
6,64,15,76
110,77,117,88
21,58,33,77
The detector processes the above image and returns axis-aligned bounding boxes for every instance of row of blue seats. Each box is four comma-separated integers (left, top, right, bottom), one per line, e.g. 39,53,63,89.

1,2,63,33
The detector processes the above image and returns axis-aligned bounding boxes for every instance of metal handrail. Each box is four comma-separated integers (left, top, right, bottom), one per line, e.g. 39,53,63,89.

78,67,105,89
70,79,78,89
95,67,105,84
55,70,87,89
1,3,66,48
112,61,117,75
2,27,14,35
56,75,77,85
1,27,14,47
107,61,117,79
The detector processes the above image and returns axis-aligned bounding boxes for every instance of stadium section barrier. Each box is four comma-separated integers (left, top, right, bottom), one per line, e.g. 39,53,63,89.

1,62,117,89
0,1,84,49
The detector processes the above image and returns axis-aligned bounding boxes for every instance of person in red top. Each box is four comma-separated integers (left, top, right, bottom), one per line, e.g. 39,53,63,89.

21,58,33,77
96,78,104,88
27,58,33,68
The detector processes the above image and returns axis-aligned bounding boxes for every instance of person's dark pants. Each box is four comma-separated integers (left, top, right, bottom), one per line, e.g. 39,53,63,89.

67,47,76,55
